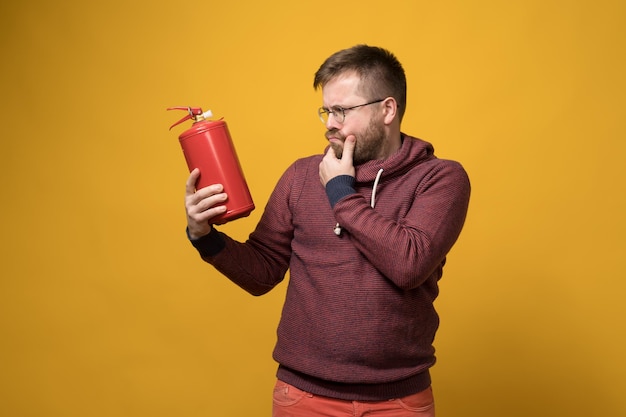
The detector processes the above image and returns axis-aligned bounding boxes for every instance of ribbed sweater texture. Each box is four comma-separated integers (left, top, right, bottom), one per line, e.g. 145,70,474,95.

190,134,471,401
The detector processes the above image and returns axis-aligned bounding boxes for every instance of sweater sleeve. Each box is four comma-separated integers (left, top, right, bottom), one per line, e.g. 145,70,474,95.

333,160,471,290
188,163,297,296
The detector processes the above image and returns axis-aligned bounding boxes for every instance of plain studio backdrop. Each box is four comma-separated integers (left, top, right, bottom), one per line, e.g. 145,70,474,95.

1,1,625,416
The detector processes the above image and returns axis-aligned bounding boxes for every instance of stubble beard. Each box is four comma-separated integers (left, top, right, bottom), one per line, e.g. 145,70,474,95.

328,119,386,165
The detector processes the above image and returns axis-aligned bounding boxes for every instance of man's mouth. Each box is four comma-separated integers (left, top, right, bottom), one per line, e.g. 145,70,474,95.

325,130,344,142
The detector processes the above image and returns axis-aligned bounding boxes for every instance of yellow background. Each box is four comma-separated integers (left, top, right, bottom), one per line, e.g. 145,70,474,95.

1,1,624,416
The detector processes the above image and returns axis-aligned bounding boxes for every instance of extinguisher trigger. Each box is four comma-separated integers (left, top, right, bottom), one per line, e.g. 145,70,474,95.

167,106,200,130
168,113,192,130
166,106,210,130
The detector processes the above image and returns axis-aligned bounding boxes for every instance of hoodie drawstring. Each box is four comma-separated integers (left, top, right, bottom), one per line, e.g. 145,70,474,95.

334,168,384,236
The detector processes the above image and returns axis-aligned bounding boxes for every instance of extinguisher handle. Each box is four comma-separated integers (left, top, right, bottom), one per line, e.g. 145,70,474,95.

167,106,213,130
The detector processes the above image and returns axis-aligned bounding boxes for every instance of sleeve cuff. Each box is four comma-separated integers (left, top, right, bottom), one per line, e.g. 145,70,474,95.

187,226,226,257
325,175,356,208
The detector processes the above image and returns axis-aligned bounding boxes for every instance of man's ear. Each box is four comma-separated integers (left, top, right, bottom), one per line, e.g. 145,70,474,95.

382,97,398,125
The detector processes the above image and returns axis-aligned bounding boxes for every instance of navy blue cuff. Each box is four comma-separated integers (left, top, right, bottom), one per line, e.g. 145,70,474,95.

325,175,356,208
187,226,226,257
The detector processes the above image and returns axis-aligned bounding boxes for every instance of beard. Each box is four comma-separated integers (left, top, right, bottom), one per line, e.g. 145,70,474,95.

327,118,386,165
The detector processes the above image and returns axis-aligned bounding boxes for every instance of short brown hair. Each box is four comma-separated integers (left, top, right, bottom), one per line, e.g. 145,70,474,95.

313,45,407,121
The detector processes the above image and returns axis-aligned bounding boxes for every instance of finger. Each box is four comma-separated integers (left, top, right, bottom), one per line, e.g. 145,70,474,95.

187,190,228,220
325,144,337,159
200,191,228,212
341,135,356,162
186,185,225,212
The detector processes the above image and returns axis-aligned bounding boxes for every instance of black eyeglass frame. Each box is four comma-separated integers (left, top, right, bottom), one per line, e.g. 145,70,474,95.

318,98,385,124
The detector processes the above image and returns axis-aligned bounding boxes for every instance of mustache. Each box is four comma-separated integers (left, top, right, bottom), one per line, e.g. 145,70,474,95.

325,129,345,141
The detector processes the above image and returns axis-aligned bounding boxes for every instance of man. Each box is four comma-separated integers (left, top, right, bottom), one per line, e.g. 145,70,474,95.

184,45,470,417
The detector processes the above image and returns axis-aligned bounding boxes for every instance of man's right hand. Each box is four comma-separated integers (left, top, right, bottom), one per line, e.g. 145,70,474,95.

185,168,228,240
319,135,356,187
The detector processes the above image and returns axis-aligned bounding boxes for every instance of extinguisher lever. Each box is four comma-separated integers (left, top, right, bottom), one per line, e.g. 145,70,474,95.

167,106,208,130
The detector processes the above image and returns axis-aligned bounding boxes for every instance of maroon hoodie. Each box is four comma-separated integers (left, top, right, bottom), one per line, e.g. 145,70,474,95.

190,134,471,400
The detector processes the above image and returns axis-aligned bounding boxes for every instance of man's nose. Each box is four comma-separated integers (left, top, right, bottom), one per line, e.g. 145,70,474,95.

325,112,341,130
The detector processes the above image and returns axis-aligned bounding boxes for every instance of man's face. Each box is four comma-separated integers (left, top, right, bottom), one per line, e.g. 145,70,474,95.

322,72,386,165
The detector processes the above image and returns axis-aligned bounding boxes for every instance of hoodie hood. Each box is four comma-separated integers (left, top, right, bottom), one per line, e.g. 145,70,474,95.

352,134,435,185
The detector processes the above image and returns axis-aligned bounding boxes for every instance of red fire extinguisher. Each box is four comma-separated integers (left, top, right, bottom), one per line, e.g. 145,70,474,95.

167,106,255,224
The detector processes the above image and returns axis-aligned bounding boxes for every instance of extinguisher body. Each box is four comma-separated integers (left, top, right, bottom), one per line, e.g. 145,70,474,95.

179,119,255,224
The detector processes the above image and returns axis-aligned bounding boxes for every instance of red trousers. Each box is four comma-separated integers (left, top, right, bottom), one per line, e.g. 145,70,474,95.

273,380,435,417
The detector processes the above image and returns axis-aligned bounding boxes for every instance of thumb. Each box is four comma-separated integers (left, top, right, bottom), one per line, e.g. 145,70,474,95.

341,135,356,162
185,168,200,195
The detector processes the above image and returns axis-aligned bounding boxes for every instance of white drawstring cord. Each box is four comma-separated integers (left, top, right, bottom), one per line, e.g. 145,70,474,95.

334,169,383,236
371,168,383,208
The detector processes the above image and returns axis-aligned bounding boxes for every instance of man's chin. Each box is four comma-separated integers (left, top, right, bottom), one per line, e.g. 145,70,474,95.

330,142,344,158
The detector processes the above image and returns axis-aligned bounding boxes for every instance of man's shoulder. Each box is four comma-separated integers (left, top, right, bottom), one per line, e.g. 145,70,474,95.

287,153,324,173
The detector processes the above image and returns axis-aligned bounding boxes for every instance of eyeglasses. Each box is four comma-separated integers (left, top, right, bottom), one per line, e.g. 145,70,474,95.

318,99,385,124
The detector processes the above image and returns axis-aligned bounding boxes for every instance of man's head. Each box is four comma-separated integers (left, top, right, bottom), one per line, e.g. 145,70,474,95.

314,45,406,164
314,45,407,122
